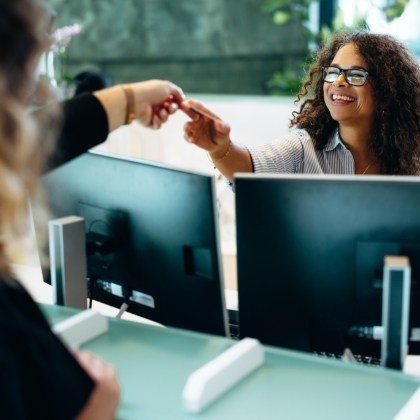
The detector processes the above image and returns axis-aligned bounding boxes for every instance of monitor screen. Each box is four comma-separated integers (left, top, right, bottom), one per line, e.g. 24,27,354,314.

41,151,228,336
236,174,420,357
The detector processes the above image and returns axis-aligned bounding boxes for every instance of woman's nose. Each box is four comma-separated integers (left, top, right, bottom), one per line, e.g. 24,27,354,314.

332,73,349,87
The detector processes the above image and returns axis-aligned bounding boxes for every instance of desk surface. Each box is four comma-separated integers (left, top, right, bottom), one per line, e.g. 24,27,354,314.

43,304,420,420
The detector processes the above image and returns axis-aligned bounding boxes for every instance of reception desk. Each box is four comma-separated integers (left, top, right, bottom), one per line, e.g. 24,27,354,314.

43,304,420,419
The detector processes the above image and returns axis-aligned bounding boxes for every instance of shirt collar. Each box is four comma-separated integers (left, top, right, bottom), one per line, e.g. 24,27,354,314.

324,129,344,152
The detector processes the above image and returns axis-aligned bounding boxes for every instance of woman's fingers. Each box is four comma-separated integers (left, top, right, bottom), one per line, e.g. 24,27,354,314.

183,122,196,143
166,101,178,114
149,99,178,128
182,103,231,155
152,114,162,129
158,107,169,122
179,101,200,120
184,132,194,143
179,99,220,123
188,99,220,120
167,83,185,104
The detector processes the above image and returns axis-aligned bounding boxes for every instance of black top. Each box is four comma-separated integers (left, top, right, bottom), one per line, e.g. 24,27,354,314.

48,92,109,169
0,93,109,419
0,280,95,419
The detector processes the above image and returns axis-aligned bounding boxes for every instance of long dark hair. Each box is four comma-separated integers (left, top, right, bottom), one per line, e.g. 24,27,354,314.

291,31,420,175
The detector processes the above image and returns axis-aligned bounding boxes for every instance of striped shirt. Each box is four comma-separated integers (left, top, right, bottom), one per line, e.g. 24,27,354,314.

248,129,357,174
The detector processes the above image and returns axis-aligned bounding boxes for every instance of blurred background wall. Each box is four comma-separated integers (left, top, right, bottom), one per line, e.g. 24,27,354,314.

47,0,308,94
45,0,420,97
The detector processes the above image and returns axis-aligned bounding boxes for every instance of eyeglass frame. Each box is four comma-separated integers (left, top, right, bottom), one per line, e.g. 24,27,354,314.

321,65,370,86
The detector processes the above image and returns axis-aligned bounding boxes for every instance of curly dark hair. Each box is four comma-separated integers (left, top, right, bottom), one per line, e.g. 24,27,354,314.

290,31,420,175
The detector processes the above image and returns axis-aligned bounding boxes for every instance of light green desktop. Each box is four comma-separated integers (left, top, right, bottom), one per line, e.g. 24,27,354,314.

43,304,420,420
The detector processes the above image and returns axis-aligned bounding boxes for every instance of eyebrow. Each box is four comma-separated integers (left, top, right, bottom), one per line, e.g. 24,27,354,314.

330,63,368,71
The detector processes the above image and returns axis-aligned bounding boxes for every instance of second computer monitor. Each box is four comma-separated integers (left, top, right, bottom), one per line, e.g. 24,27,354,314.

236,174,420,356
42,151,228,336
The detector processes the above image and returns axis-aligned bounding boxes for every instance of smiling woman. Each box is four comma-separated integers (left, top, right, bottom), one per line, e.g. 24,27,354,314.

321,43,377,173
181,30,420,182
291,31,420,175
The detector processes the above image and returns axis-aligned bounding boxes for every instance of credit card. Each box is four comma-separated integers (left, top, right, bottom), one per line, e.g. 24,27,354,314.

180,102,220,121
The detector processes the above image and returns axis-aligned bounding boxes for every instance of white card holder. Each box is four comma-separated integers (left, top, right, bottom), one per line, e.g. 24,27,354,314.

183,338,264,413
53,309,108,350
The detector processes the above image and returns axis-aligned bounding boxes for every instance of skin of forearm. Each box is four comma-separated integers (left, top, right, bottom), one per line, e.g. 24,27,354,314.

93,86,126,132
209,142,253,183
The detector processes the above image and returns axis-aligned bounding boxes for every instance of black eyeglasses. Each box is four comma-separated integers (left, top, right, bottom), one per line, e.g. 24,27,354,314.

322,66,370,86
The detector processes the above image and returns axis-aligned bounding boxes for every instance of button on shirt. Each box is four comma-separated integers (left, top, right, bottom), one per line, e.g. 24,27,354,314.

248,129,356,174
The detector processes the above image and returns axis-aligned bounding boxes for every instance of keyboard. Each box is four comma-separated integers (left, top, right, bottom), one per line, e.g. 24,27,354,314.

313,351,381,366
227,308,382,363
228,309,240,340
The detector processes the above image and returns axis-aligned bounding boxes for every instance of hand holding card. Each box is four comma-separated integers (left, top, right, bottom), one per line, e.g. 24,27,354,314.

182,99,231,156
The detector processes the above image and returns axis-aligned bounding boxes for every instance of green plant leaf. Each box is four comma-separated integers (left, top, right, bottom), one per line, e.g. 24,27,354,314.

262,0,290,14
273,11,291,25
262,0,409,96
382,0,409,22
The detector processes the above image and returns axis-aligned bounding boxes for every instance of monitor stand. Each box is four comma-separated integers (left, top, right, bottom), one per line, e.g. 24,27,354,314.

381,255,411,370
49,216,88,310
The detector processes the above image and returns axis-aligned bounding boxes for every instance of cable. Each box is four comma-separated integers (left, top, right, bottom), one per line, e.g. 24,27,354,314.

87,275,96,309
116,303,129,319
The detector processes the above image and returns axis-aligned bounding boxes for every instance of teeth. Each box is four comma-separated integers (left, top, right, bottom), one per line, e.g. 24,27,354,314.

332,94,355,102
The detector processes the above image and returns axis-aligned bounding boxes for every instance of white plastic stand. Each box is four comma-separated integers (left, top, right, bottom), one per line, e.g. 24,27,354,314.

381,256,411,370
53,309,108,350
183,338,264,413
394,387,420,420
49,216,88,309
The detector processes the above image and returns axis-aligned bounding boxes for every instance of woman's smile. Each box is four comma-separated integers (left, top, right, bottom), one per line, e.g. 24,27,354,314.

329,92,357,105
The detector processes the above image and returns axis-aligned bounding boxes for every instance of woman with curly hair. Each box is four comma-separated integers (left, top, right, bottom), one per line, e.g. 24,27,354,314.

183,31,420,180
0,0,183,418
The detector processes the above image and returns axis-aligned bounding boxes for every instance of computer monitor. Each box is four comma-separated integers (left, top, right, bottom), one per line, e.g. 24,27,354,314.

41,151,228,336
235,174,420,357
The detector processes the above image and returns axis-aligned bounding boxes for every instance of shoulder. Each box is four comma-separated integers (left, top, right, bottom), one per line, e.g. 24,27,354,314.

267,129,314,149
0,277,53,343
270,129,315,155
0,277,42,310
289,129,314,146
0,277,31,309
248,129,314,173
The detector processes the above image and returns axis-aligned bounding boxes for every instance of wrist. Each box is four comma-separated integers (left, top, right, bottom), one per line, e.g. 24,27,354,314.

93,85,126,132
210,140,232,162
120,84,136,125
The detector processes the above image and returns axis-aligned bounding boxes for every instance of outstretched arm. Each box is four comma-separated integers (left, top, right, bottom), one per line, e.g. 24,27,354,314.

48,79,184,170
94,79,184,131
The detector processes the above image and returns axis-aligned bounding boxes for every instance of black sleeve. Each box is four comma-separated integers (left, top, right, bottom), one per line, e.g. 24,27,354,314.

0,279,95,420
47,93,109,170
